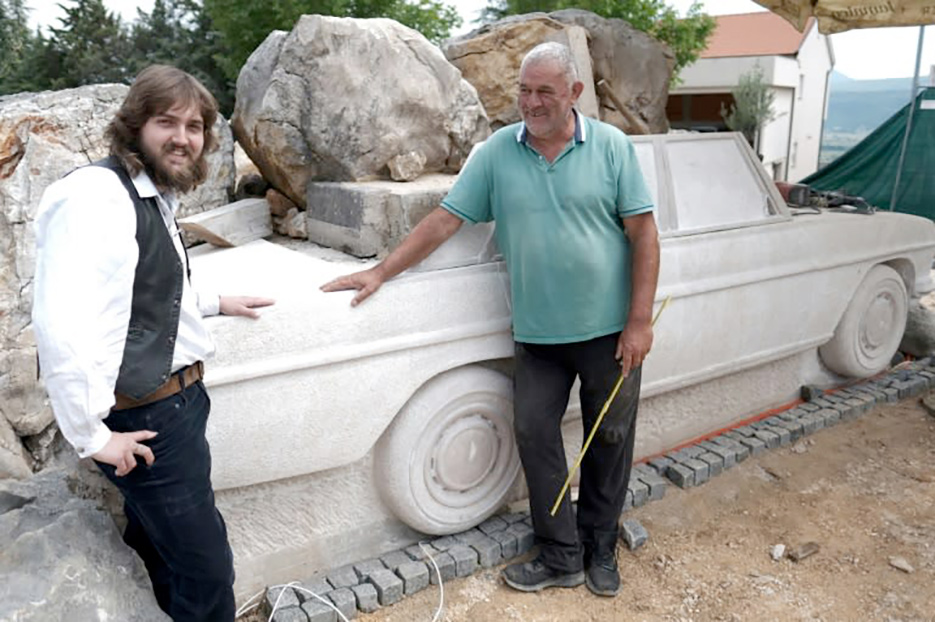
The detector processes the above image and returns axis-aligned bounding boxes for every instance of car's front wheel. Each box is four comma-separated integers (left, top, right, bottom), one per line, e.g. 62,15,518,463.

374,365,521,535
819,264,909,378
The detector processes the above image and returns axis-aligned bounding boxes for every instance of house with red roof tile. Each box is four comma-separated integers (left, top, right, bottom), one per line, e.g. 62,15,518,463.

667,12,834,182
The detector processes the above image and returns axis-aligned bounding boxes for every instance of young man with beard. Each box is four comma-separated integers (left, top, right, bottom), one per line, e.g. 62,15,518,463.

322,42,659,598
32,65,273,621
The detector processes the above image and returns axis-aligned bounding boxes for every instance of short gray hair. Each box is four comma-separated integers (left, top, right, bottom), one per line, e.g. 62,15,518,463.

520,42,579,88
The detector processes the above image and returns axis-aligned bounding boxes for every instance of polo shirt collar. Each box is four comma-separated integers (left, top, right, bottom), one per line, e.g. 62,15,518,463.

516,108,586,145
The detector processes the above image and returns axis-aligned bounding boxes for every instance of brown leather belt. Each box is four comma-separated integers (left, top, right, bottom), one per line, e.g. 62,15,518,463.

112,361,204,411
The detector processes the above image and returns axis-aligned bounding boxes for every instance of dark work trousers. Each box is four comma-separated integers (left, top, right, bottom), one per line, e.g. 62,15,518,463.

95,380,235,622
513,332,641,574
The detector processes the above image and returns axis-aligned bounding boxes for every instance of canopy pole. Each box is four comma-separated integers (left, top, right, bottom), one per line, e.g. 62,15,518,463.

890,26,926,211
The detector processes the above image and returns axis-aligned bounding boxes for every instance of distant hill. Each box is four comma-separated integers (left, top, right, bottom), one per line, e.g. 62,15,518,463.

819,72,923,167
825,72,917,132
829,71,913,94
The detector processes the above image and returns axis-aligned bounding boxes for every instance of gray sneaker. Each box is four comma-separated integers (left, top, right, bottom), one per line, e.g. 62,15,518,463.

502,557,585,592
585,549,620,597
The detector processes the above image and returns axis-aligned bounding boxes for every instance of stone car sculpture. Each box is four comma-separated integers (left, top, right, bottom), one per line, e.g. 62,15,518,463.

191,132,935,536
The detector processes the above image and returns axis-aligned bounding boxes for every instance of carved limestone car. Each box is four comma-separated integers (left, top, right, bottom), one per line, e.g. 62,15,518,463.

191,132,935,536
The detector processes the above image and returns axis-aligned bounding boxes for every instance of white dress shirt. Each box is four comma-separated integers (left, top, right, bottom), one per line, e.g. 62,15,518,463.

32,165,220,458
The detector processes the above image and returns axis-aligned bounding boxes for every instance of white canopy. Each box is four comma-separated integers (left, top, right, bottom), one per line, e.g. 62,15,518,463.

752,0,933,33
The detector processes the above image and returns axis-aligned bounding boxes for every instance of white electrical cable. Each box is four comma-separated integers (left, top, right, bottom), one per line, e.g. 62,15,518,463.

419,541,446,622
233,543,448,622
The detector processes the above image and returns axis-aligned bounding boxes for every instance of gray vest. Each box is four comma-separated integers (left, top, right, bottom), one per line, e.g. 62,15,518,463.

95,157,186,399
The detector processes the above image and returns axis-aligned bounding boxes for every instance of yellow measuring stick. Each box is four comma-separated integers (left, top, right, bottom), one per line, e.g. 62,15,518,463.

548,295,671,517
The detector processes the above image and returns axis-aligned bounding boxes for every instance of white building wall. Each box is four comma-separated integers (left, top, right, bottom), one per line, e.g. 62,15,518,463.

670,23,833,182
787,27,833,181
760,88,794,179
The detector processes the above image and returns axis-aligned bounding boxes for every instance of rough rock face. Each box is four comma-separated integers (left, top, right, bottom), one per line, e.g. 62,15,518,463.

231,15,490,207
550,9,674,134
442,14,598,129
0,469,169,621
0,84,234,475
443,10,673,135
900,301,935,357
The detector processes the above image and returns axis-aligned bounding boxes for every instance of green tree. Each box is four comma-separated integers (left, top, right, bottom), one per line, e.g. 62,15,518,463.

129,0,235,114
720,63,775,151
0,0,30,90
46,0,133,88
204,0,461,83
480,0,714,79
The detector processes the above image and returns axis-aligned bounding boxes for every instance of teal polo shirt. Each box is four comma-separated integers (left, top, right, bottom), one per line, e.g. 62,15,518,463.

441,112,654,344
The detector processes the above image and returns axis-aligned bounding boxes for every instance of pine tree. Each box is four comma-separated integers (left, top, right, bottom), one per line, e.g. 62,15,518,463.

46,0,133,89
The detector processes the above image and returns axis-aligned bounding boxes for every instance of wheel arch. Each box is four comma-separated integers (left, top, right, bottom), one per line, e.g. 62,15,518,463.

881,258,916,297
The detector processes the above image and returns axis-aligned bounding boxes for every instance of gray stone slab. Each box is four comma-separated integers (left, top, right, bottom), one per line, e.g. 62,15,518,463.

477,515,508,536
301,600,337,622
448,544,479,578
367,568,403,606
272,607,308,622
326,565,359,590
620,518,649,550
647,456,675,474
760,420,792,446
395,560,430,596
717,433,751,460
306,176,456,258
379,550,413,572
697,452,723,477
353,559,386,580
622,487,634,511
266,586,301,612
404,543,436,562
430,535,459,551
427,551,456,585
350,583,379,614
799,402,821,412
770,419,804,442
296,578,333,603
728,432,767,456
453,528,486,546
326,589,357,620
507,522,535,555
679,457,710,484
500,512,528,524
628,477,650,507
467,534,502,568
698,440,736,469
633,464,669,499
665,461,695,488
681,445,705,459
752,427,781,449
490,528,519,560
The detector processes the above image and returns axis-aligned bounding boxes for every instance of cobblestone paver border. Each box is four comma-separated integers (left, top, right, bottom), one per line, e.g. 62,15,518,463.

259,358,935,621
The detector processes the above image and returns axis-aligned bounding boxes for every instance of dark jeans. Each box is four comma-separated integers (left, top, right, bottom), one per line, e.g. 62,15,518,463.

96,380,235,622
514,333,641,573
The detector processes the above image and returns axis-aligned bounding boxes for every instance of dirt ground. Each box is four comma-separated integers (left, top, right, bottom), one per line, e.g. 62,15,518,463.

357,397,935,622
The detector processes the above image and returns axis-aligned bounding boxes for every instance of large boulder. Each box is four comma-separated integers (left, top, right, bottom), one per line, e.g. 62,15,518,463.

0,469,168,621
442,14,600,129
550,9,674,134
231,15,490,207
0,84,234,471
443,10,673,135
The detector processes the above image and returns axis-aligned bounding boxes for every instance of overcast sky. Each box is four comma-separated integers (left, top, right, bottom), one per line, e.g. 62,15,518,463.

24,0,935,82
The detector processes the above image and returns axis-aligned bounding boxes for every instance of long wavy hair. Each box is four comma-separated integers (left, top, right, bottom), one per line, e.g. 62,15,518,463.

105,65,219,188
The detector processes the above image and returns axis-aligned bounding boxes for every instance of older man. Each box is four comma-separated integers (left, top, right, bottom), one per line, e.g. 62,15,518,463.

33,65,273,620
322,42,659,597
